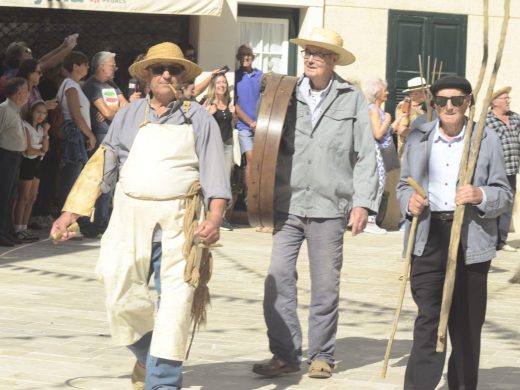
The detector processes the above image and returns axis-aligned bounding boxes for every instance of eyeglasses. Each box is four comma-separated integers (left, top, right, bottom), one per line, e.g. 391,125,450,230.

149,64,185,76
106,64,119,71
300,49,335,61
495,96,511,101
433,95,468,107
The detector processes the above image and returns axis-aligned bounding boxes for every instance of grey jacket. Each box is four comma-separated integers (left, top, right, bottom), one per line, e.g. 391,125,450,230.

397,120,513,264
274,74,379,218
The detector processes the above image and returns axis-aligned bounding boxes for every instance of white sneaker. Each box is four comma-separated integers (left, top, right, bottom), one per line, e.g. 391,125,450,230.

364,222,387,234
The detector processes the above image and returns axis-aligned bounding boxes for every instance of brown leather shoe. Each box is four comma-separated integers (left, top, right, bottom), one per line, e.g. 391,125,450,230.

252,356,300,377
0,236,15,247
131,360,146,390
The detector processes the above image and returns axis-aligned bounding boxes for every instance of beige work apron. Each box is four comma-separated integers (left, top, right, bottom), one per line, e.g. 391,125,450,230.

95,118,201,361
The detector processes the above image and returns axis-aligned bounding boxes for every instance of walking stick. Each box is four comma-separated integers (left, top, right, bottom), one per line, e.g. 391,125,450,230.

436,0,510,352
382,177,426,378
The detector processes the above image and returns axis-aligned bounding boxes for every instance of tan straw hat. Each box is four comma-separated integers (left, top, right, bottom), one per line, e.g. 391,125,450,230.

129,42,202,82
403,77,430,93
289,27,355,66
491,86,512,102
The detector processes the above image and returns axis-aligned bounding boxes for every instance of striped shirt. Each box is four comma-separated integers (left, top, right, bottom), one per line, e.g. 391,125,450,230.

486,110,520,175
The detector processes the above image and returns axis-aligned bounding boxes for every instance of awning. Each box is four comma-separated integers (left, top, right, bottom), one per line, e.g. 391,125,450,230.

0,0,223,16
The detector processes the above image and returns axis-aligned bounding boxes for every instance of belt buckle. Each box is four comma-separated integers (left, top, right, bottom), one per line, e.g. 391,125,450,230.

439,212,452,221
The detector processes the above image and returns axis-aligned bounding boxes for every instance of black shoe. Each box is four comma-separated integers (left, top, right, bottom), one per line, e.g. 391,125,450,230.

6,233,23,245
0,236,15,247
220,219,234,231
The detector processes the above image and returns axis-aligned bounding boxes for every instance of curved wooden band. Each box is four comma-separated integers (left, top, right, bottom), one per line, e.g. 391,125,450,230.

247,74,298,228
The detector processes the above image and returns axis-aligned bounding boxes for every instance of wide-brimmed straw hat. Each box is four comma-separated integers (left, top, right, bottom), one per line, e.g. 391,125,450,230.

129,42,202,82
403,77,429,93
289,27,355,66
491,86,511,101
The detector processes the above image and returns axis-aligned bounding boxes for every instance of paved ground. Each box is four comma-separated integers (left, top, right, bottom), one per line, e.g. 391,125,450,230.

1,226,519,390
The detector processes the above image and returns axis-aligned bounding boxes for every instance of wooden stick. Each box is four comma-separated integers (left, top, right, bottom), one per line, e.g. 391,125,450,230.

436,0,510,353
436,61,443,83
426,56,431,87
431,58,437,85
417,55,433,122
382,177,426,378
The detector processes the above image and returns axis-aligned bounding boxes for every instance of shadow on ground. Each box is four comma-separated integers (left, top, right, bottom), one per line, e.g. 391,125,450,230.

182,337,411,390
437,366,520,390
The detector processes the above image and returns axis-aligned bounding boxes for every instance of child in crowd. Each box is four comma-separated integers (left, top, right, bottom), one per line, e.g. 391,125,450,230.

13,100,50,242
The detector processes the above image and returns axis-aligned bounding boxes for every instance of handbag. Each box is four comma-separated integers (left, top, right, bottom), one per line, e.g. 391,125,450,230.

379,140,400,173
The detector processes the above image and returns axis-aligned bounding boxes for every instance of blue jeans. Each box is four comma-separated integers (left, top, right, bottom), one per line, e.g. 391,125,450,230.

127,241,183,390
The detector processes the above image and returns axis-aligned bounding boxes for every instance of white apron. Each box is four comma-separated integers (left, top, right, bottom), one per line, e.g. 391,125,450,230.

96,116,201,361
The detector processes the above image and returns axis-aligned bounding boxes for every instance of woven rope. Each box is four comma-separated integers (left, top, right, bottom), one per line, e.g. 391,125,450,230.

181,181,212,329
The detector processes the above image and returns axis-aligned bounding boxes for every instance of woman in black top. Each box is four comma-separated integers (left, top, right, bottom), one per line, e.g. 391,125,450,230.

201,73,236,230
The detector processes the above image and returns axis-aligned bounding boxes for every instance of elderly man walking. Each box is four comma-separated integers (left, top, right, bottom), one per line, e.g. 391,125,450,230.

486,86,520,252
252,27,378,379
397,76,512,390
51,42,231,390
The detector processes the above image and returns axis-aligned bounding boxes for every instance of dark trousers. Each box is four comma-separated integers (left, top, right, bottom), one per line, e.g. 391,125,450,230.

33,136,60,217
0,148,21,236
57,161,83,214
404,218,490,390
498,174,516,245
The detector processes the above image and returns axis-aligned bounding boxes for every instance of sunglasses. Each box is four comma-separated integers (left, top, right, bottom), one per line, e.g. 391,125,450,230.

149,64,184,76
433,95,468,107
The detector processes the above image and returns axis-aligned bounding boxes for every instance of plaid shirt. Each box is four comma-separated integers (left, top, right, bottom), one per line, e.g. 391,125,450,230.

486,110,520,175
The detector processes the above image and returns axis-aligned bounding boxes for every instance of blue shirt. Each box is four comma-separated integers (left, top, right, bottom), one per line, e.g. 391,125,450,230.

235,67,262,131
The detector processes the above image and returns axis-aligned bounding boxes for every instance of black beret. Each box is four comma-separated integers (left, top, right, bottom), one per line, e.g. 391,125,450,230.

430,75,472,96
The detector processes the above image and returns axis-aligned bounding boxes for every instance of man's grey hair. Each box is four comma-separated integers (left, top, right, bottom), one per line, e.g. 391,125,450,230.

91,51,116,71
363,78,387,104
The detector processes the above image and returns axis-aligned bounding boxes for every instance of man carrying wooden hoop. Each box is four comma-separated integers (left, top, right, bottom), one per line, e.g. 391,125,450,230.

252,27,379,379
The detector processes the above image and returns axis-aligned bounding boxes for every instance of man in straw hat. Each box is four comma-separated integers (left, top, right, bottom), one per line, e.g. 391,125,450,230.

395,76,430,158
51,42,231,390
397,75,512,390
252,27,378,379
486,86,520,252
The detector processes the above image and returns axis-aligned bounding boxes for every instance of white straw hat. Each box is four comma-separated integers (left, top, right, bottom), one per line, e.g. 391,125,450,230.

403,77,429,93
290,27,356,66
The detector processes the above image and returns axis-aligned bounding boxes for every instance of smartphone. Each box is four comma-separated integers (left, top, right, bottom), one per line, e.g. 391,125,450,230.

401,97,411,113
128,78,139,96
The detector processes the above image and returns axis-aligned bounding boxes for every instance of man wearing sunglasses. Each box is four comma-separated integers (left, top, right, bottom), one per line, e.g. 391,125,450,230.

486,86,520,252
397,75,512,390
51,42,231,390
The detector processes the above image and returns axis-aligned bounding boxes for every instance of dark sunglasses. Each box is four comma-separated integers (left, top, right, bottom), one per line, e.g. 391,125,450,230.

149,64,184,76
433,95,467,107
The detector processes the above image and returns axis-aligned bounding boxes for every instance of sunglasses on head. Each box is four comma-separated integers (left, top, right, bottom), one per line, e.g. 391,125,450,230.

149,64,185,76
433,95,467,107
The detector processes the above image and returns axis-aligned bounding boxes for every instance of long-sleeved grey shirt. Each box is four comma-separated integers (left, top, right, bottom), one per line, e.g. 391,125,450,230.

101,96,231,205
274,73,379,219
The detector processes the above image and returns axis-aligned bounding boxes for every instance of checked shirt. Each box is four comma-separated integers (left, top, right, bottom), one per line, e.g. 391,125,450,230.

486,110,520,176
